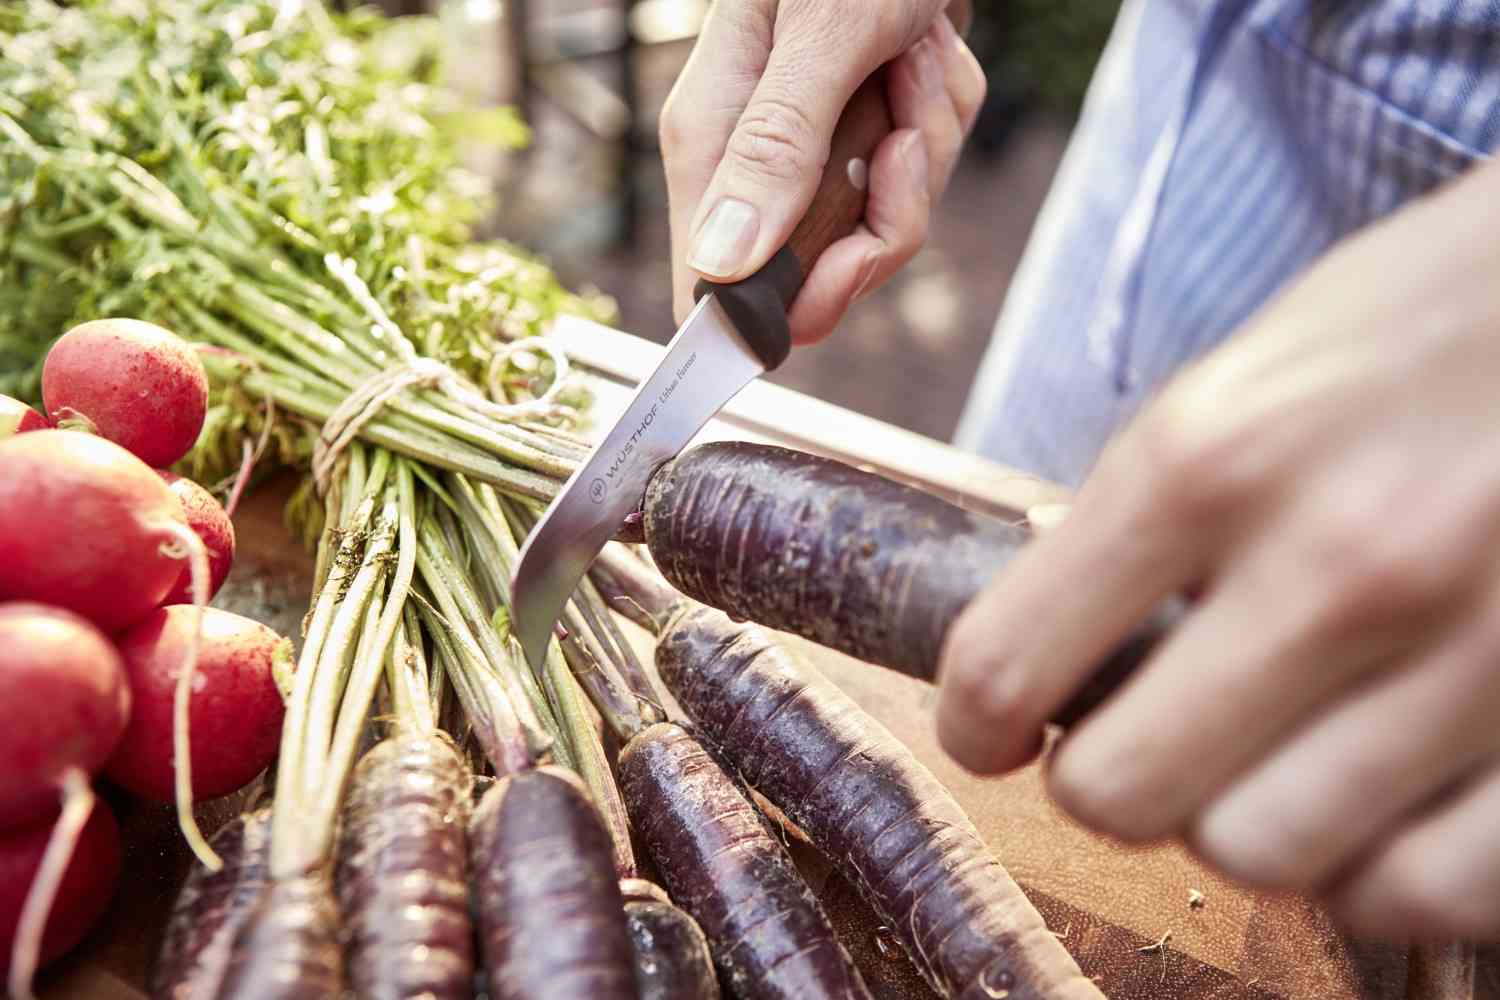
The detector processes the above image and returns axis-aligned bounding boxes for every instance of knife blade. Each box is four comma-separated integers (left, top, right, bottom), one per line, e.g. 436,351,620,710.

510,294,768,668
511,3,973,671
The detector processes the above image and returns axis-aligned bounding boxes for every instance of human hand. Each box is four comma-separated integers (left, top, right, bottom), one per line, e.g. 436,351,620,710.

937,159,1500,939
661,0,985,344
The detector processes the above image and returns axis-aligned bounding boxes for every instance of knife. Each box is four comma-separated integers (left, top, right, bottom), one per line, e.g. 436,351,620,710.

509,13,971,673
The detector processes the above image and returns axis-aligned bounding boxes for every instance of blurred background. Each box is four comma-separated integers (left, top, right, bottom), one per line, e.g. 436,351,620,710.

364,0,1122,443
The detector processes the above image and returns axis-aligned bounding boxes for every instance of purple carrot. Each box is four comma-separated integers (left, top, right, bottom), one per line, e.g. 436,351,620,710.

336,733,474,1000
217,869,345,1000
151,808,271,1000
656,605,1103,1000
618,722,873,1000
470,766,639,1000
639,441,1178,722
619,879,720,1000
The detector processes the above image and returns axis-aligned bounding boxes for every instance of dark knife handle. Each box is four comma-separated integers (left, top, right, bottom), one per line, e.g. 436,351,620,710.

693,0,973,372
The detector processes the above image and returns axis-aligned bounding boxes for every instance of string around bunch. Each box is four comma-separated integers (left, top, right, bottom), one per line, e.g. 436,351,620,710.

314,255,578,495
312,359,447,495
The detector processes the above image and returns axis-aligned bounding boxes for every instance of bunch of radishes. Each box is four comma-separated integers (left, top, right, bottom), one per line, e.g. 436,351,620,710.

0,320,290,998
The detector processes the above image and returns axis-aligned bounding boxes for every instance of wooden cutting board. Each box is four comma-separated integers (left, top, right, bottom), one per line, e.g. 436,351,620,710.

36,317,1491,999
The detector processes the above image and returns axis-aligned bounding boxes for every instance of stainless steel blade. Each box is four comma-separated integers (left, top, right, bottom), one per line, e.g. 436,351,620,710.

511,294,767,671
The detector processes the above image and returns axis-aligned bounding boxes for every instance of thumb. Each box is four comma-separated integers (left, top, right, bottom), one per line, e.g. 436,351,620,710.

685,28,874,283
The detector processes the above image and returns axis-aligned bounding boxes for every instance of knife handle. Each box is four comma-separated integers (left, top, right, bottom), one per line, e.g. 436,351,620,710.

693,0,972,372
693,75,891,373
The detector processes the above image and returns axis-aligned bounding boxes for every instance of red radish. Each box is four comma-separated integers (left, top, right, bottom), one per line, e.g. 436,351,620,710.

106,606,289,804
42,318,208,468
0,430,194,632
2,782,121,996
157,472,237,605
0,604,129,827
0,396,47,439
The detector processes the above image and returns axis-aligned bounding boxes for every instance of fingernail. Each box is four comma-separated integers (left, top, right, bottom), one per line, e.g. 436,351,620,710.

902,131,929,192
690,198,759,278
911,38,941,94
934,11,959,46
853,253,883,301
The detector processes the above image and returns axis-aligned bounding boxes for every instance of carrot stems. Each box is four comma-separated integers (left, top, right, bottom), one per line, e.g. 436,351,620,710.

472,488,650,731
415,522,553,758
538,643,637,879
318,461,419,829
271,489,376,874
554,612,642,741
591,544,684,634
576,574,660,719
387,607,436,736
416,596,532,776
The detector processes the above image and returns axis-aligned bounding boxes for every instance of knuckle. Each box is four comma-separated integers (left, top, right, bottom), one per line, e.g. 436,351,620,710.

953,52,989,127
1194,828,1281,889
936,612,1041,774
657,91,690,156
940,637,1024,727
658,114,684,157
1194,803,1279,886
889,215,930,260
1351,546,1446,614
883,3,927,53
1049,716,1226,842
1130,408,1249,522
1311,528,1454,633
1380,824,1500,935
726,97,824,184
938,602,996,681
964,672,1030,733
1205,838,1294,890
1344,824,1500,938
1373,857,1472,935
787,0,888,51
1201,793,1341,890
1047,741,1154,840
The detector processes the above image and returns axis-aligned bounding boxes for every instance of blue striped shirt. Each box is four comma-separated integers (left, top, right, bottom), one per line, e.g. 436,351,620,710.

955,0,1499,488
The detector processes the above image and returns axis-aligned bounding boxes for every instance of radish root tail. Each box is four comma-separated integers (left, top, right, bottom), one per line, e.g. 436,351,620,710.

220,394,276,520
223,440,255,521
8,769,94,1000
158,519,221,871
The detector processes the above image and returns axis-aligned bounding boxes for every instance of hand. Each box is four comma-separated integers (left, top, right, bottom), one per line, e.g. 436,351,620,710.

937,158,1500,940
661,0,986,344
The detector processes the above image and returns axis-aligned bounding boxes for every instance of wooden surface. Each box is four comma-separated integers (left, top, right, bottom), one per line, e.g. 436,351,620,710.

37,319,1492,999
